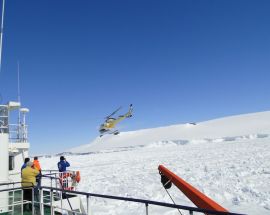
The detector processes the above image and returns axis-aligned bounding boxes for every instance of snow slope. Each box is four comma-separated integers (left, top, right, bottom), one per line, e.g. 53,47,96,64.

69,111,270,154
40,111,270,214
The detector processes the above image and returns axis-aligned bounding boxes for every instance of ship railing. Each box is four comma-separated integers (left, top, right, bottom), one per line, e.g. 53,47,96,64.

0,182,247,215
0,181,84,215
40,170,60,189
0,182,34,215
42,169,80,191
8,123,28,143
41,170,82,214
42,173,247,215
40,186,246,215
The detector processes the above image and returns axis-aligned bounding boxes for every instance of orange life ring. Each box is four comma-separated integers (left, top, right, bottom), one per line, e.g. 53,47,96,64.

75,171,81,183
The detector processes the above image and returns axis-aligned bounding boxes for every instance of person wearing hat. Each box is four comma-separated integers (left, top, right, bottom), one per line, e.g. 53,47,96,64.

57,156,71,189
57,156,70,172
21,161,39,187
21,161,40,211
21,157,30,172
21,157,30,178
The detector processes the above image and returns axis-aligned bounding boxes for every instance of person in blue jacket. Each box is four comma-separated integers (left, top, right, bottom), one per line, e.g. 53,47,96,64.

57,156,70,172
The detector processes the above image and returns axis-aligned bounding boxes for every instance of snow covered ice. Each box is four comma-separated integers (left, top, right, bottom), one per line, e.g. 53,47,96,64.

39,111,270,214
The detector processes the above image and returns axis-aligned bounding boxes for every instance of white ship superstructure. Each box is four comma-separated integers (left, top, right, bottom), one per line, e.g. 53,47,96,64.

0,102,29,213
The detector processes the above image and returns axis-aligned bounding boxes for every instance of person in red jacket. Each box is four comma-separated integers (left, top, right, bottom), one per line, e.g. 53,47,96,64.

33,157,41,171
33,157,42,187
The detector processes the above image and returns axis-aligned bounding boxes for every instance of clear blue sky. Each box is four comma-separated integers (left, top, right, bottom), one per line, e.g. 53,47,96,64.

0,0,269,154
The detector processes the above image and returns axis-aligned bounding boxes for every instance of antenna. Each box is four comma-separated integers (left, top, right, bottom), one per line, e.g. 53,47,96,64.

17,61,21,139
0,0,5,73
17,61,21,126
17,61,21,103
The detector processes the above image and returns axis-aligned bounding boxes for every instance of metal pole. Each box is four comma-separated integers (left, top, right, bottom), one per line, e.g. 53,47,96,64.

40,188,44,215
21,189,23,215
87,195,91,215
50,188,53,215
0,0,5,73
17,61,21,139
50,172,53,189
50,188,54,215
145,203,149,215
87,195,89,215
54,172,56,188
11,184,15,215
32,188,34,215
61,187,63,215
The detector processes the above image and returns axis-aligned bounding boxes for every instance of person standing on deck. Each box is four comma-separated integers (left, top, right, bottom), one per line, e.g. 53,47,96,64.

57,156,71,189
33,156,42,187
21,161,40,212
33,157,41,171
21,157,30,172
57,156,70,172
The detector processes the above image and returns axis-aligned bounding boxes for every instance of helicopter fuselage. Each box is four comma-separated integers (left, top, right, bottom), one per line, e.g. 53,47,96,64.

99,104,133,136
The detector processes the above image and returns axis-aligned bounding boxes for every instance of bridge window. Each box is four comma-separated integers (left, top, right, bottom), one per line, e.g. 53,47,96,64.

9,156,14,171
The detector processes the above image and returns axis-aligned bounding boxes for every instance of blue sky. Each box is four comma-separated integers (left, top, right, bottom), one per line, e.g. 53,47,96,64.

0,0,269,154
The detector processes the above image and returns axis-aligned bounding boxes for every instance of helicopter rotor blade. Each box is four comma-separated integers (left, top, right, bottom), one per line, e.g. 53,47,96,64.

105,106,122,119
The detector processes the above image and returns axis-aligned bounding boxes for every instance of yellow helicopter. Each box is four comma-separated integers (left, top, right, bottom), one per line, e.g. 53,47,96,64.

99,104,133,137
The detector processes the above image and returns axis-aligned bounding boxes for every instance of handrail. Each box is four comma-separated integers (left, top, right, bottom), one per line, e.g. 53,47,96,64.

0,184,246,215
0,179,246,215
0,185,33,192
41,186,246,215
0,182,22,186
0,182,34,186
42,169,60,172
41,172,75,213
